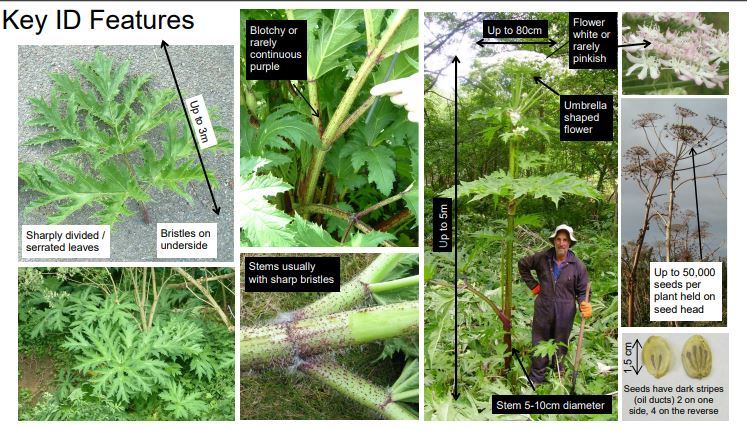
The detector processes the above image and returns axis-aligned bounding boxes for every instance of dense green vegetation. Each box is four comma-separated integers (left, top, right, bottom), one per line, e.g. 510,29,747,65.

18,267,234,420
239,9,418,247
424,12,618,420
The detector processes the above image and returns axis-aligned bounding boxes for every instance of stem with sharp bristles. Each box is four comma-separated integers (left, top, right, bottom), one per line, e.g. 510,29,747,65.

291,253,408,319
301,361,418,420
240,301,417,368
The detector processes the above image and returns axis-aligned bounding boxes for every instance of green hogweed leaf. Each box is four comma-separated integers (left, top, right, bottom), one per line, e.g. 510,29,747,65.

253,105,320,152
159,382,209,420
20,52,227,226
305,10,363,80
239,157,296,246
443,171,600,206
291,214,340,246
350,145,397,196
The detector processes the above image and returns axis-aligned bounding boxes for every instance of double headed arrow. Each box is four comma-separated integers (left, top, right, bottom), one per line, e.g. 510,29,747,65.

477,38,557,48
452,55,460,401
545,39,650,59
161,41,221,215
628,339,643,375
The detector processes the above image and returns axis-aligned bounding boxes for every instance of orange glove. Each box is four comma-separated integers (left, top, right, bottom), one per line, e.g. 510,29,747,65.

531,284,540,295
580,301,592,318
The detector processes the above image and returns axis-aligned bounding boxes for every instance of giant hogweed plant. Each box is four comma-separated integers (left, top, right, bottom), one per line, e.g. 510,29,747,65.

19,52,230,226
18,267,235,420
241,254,419,419
239,9,418,247
442,57,600,370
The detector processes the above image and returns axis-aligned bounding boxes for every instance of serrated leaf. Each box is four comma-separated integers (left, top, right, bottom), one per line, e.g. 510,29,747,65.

253,105,320,153
189,354,217,381
20,51,227,227
379,10,418,60
20,160,149,225
346,231,396,247
290,214,340,246
325,142,367,193
350,145,396,195
306,10,363,80
238,164,296,246
445,170,600,206
159,382,208,420
390,359,419,402
136,118,208,201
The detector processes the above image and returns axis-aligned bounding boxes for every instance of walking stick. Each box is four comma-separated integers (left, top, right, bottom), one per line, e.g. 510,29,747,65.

570,282,591,395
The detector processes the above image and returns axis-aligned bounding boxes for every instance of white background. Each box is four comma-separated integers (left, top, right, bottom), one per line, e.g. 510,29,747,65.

1,1,743,429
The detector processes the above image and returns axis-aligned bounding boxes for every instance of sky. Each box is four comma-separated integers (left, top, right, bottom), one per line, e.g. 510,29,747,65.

424,14,481,95
620,98,727,259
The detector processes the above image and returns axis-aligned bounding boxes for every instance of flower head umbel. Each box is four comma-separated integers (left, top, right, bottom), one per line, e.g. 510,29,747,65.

512,126,529,137
626,51,661,80
622,12,729,91
509,110,521,126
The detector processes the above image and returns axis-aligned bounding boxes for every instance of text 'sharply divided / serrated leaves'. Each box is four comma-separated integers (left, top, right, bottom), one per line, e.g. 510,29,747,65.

19,51,228,226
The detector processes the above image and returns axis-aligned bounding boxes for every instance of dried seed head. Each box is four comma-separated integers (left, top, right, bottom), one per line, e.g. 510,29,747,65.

643,336,672,378
682,335,712,379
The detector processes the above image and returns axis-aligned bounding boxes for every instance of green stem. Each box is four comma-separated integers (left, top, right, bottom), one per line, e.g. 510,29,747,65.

357,182,413,219
363,10,377,53
292,253,408,319
368,275,419,294
302,181,412,238
320,174,331,204
502,138,519,370
240,301,417,368
300,204,398,247
301,361,418,420
309,80,322,135
301,9,411,208
329,95,375,144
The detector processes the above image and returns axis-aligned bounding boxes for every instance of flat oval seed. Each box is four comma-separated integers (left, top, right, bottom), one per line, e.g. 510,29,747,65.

642,336,672,378
682,335,712,379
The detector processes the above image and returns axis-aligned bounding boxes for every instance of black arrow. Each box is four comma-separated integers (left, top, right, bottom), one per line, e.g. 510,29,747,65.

161,40,221,215
512,348,536,391
291,83,320,117
545,40,569,59
632,339,643,375
533,76,560,96
618,39,651,49
690,148,703,260
477,38,557,48
451,55,460,401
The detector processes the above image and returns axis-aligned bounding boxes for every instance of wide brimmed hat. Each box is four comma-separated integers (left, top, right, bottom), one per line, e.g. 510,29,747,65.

549,224,577,247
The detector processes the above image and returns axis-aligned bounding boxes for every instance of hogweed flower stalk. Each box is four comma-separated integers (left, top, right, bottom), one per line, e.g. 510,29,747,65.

623,12,728,89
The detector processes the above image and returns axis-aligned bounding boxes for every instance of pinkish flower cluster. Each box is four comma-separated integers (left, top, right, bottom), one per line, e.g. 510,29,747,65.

622,13,728,89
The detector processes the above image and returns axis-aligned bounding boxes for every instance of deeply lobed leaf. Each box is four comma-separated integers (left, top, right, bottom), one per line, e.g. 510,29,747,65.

20,51,227,226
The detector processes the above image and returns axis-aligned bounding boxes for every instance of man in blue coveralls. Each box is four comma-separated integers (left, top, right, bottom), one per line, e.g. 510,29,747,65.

518,224,592,385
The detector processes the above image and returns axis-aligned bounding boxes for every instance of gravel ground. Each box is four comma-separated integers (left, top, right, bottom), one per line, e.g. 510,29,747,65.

18,45,234,262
